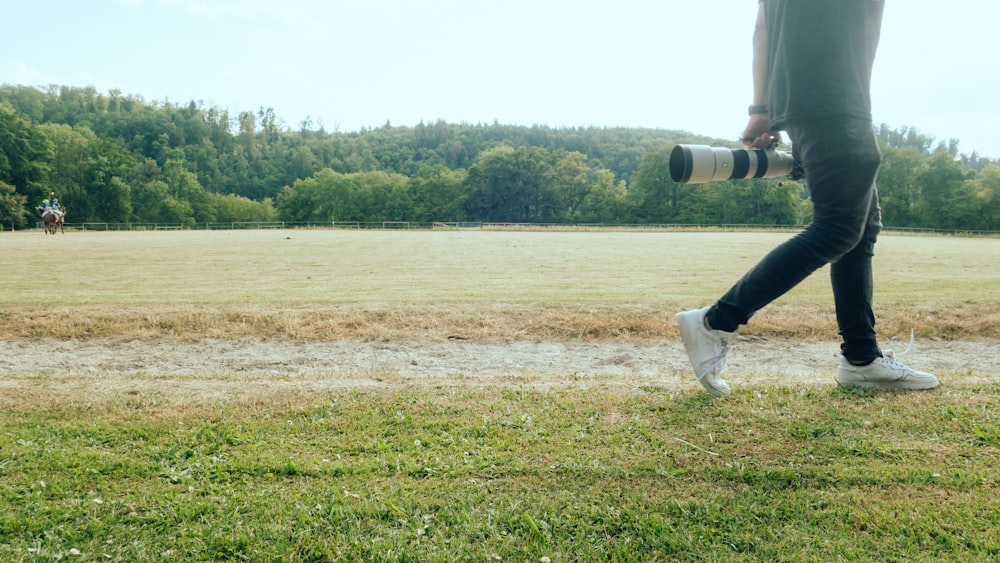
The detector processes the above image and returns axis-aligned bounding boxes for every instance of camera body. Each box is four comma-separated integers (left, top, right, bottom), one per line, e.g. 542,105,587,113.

669,144,796,184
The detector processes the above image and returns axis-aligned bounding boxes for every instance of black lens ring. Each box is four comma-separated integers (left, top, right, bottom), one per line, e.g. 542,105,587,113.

752,150,769,179
731,150,751,180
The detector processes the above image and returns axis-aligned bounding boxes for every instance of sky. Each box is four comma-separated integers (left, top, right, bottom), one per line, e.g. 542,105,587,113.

4,0,999,159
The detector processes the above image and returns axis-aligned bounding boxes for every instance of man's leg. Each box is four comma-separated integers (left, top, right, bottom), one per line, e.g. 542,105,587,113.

830,187,881,363
682,117,881,397
706,117,882,333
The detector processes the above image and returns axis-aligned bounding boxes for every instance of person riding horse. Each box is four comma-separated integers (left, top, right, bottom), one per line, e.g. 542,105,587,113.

39,198,65,218
39,197,67,234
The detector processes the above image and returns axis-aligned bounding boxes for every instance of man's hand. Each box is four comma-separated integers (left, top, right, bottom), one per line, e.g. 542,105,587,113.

741,114,782,149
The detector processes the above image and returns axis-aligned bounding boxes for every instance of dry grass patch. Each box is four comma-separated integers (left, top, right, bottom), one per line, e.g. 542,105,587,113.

3,300,999,341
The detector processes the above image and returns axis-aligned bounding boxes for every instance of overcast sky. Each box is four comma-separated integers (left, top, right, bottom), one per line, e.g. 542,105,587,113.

5,0,998,158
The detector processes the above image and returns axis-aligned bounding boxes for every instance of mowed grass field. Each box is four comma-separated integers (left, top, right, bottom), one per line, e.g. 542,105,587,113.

14,228,822,304
3,229,1000,561
3,228,999,339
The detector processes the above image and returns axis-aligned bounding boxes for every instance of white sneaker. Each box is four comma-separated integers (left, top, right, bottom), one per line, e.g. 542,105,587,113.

836,350,939,390
676,306,735,398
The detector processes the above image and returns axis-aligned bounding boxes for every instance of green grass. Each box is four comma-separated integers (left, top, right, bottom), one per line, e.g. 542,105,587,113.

2,383,1000,561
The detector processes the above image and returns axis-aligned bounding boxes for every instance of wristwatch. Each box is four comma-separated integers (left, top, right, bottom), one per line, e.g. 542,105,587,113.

748,103,769,115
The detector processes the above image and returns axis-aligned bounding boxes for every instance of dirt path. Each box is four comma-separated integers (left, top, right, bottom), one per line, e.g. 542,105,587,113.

1,337,995,407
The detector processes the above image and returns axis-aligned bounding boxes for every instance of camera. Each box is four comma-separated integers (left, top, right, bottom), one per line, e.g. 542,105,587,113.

669,144,796,184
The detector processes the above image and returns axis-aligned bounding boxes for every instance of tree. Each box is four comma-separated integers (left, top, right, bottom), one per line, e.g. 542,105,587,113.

6,85,999,230
0,102,52,209
761,180,807,224
95,176,133,224
209,193,277,223
163,160,210,224
945,165,1000,231
408,165,467,222
275,169,339,223
546,150,591,221
131,179,191,224
0,180,28,229
40,123,93,219
349,171,411,222
876,146,924,227
275,169,408,223
672,183,719,224
629,146,675,223
464,146,555,223
875,123,935,154
572,169,629,224
87,138,137,223
915,152,970,228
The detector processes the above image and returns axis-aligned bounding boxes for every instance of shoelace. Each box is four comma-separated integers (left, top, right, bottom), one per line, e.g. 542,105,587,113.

697,345,730,383
881,329,915,366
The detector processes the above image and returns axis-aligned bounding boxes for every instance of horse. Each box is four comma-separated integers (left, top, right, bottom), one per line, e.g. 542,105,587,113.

43,207,66,234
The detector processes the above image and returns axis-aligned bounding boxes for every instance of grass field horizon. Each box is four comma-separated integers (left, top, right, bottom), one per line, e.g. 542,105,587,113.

3,228,999,340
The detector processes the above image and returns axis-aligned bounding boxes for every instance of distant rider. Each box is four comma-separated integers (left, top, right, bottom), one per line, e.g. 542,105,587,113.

38,198,65,218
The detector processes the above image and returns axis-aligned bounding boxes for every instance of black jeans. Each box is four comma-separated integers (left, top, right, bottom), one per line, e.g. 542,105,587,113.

706,116,883,363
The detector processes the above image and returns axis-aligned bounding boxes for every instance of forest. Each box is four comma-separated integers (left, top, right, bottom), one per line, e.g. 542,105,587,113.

1,84,998,231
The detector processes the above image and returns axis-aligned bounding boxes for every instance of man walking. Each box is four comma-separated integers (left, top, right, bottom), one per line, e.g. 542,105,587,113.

676,0,938,397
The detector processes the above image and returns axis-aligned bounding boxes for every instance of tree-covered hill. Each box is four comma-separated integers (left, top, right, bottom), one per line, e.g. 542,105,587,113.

1,84,997,231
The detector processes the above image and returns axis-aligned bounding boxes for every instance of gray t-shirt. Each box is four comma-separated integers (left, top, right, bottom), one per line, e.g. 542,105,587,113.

760,0,884,129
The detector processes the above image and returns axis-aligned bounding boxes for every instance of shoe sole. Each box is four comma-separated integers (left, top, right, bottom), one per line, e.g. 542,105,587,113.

835,375,940,391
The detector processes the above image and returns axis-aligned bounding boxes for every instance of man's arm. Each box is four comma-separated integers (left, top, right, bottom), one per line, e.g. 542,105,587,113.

741,1,780,148
750,2,768,108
